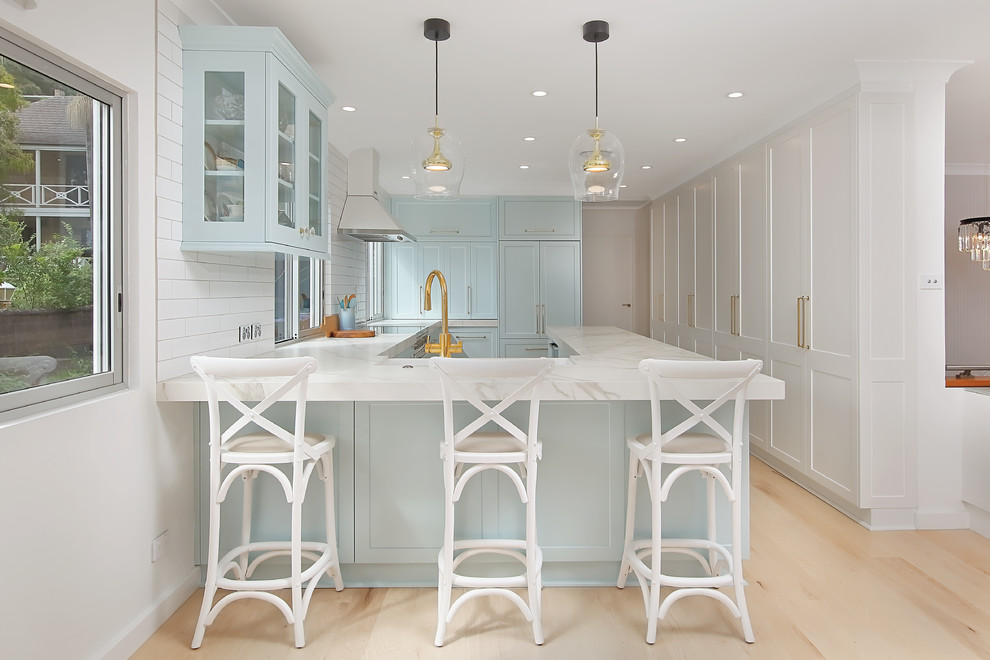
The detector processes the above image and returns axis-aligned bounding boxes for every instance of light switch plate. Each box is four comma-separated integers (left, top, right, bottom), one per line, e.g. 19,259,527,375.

920,273,942,290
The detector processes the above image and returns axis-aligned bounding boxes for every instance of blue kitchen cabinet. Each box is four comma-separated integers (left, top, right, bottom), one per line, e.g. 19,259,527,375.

391,197,497,238
352,401,625,567
386,240,497,320
451,326,497,358
498,240,581,349
499,196,582,240
180,26,332,257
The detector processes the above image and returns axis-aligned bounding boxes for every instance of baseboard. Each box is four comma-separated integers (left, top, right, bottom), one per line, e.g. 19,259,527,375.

913,509,970,530
97,567,200,660
965,503,990,539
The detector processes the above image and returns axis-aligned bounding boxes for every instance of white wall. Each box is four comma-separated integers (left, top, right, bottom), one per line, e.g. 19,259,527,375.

0,2,198,659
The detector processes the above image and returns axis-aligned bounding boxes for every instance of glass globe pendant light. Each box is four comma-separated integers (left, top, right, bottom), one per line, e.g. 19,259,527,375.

411,18,464,200
569,20,624,202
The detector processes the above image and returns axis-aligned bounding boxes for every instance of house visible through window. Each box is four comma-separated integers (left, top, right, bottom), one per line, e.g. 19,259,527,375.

0,28,123,415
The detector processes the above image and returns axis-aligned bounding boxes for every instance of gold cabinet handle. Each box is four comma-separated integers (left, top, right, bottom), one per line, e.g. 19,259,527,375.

658,292,664,321
467,285,472,316
730,294,737,336
687,293,695,327
536,304,541,334
420,285,423,316
621,303,631,307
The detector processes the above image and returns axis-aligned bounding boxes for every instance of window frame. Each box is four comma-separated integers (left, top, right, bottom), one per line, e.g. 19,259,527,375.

275,252,325,343
0,25,125,418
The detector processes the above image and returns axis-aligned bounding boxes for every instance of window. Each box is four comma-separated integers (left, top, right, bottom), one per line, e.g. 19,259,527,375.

275,253,325,342
0,28,123,414
368,241,383,320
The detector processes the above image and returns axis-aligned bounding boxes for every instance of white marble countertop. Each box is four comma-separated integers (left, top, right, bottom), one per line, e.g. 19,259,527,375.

157,325,784,402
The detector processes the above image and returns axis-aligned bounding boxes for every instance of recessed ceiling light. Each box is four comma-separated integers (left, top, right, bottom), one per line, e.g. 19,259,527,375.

641,165,652,170
620,184,627,188
519,165,530,169
531,90,548,97
401,175,410,179
673,137,687,143
523,136,536,141
726,91,744,99
341,106,356,112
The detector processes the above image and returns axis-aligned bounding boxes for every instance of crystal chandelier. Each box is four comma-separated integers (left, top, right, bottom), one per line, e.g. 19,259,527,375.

958,216,990,270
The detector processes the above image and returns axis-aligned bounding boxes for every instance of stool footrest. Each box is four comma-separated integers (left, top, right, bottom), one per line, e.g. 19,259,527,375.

215,541,338,591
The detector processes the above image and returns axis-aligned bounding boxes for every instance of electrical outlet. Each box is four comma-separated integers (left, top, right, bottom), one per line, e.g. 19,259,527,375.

920,273,942,290
152,530,168,563
253,323,262,339
239,325,251,342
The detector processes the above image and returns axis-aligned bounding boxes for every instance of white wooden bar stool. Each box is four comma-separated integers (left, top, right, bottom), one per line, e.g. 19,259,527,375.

429,356,555,647
190,356,343,649
617,358,763,644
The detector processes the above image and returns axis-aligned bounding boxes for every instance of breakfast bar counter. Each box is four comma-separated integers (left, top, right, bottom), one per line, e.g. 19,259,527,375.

157,326,783,587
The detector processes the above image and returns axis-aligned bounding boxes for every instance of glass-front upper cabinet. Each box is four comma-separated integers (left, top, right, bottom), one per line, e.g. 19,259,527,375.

179,26,333,257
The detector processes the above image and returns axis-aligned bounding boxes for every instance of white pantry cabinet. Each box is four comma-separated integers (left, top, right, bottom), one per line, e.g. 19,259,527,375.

764,99,857,507
179,26,333,258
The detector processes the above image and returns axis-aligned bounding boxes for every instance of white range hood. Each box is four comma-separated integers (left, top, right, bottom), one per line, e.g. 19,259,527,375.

337,147,416,243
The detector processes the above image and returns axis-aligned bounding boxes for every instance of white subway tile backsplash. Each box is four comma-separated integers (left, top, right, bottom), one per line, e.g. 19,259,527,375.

158,318,187,340
172,278,212,300
158,258,187,281
159,298,200,320
156,11,364,380
184,261,222,281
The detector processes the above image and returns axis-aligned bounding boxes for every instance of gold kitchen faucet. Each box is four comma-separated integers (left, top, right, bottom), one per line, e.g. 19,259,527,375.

423,270,463,358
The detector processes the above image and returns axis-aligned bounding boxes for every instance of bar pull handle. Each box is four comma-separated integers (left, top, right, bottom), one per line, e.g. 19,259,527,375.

541,304,547,334
536,304,541,334
419,286,423,316
730,295,736,336
524,228,556,233
657,292,664,321
687,293,695,327
524,346,547,351
429,229,460,234
467,285,472,316
797,296,810,348
621,303,631,307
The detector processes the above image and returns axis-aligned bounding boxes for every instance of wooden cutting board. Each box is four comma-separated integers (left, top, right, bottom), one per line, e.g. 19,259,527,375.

331,329,376,338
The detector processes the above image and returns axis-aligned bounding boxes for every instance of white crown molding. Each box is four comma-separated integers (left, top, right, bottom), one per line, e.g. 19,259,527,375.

946,163,990,176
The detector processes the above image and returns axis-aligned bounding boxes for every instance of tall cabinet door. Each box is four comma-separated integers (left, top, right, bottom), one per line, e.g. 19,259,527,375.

499,241,540,337
663,194,679,340
541,241,582,329
677,188,696,352
386,242,421,319
739,144,767,343
805,102,857,502
444,242,470,319
693,177,715,358
419,242,443,321
469,242,498,318
714,163,740,341
767,126,808,472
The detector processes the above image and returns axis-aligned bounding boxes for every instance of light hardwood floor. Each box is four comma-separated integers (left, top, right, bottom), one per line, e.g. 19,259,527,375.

132,458,990,659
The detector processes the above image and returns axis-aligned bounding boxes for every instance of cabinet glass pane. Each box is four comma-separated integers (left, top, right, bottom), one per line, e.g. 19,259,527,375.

203,71,245,223
308,110,322,237
277,83,296,229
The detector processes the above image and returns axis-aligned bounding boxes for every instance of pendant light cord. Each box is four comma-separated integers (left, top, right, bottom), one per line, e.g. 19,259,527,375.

434,39,439,120
594,41,599,129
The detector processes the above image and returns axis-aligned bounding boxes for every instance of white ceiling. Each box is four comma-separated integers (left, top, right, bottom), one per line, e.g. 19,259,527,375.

198,0,990,203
